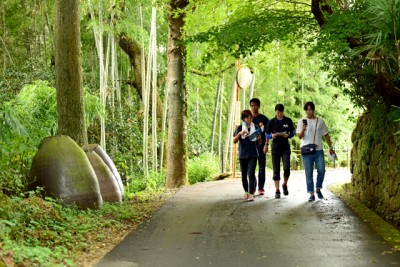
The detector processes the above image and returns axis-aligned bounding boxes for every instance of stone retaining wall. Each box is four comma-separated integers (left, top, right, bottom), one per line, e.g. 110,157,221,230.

351,109,400,228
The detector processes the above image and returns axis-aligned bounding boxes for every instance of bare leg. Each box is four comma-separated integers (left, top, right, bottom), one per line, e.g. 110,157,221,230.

274,180,280,191
274,180,281,198
282,177,288,187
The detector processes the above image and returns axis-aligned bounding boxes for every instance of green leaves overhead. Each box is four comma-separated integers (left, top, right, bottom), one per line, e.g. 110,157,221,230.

356,0,400,75
310,0,400,108
187,1,316,58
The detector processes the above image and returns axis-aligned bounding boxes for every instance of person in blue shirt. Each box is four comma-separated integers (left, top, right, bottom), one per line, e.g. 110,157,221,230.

233,109,259,202
266,104,295,198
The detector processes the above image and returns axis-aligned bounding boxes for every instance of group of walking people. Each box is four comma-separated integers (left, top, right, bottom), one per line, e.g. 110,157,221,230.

233,99,335,202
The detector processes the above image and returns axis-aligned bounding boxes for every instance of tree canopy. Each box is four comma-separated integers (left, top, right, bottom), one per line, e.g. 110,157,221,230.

1,0,388,193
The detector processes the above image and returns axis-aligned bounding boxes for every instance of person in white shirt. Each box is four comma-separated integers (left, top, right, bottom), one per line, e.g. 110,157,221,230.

296,102,336,202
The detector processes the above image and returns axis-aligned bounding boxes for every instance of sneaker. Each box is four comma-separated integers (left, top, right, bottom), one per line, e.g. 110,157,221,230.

316,190,324,199
258,189,265,195
282,185,289,196
243,193,249,199
308,195,315,202
248,194,254,202
275,191,281,199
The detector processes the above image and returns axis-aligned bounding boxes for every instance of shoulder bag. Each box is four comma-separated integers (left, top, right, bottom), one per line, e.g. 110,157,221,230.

301,118,318,156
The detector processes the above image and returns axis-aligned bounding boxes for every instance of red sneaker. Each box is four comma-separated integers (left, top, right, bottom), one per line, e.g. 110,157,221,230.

258,189,265,195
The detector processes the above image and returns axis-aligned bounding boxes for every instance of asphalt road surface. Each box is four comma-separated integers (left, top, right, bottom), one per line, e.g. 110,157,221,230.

97,169,400,267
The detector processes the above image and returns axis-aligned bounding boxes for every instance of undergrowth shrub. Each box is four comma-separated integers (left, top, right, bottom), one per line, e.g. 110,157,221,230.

0,189,172,266
188,152,220,184
0,192,77,266
126,170,166,194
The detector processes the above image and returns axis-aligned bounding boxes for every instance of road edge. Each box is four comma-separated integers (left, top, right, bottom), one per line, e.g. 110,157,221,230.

328,182,400,252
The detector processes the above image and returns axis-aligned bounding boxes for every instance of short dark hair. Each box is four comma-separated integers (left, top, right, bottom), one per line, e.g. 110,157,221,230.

304,101,315,111
249,98,260,107
275,104,284,112
241,109,252,120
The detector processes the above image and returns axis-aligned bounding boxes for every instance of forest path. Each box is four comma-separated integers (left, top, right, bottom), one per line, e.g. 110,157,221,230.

96,169,400,267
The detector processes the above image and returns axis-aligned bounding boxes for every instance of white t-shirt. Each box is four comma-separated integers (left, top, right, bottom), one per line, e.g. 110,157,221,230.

296,117,328,151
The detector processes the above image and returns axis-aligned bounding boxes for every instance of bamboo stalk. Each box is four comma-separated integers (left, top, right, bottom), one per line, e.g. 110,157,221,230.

151,7,158,172
218,77,224,157
211,79,222,153
224,74,237,173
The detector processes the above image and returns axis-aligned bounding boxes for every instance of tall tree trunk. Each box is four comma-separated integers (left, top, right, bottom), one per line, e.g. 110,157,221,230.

54,0,87,146
166,0,189,188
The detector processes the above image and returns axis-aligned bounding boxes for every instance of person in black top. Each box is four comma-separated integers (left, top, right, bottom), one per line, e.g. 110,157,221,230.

249,98,269,195
266,104,295,198
233,109,259,202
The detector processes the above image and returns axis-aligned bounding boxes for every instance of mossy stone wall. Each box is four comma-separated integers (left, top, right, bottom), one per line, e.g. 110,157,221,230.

351,109,400,228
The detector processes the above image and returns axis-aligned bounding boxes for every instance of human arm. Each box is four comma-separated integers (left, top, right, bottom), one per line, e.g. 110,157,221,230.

286,130,294,139
264,120,272,153
287,118,295,138
233,131,244,144
297,120,307,139
324,134,335,155
263,133,270,153
263,144,269,154
259,116,269,145
233,125,248,143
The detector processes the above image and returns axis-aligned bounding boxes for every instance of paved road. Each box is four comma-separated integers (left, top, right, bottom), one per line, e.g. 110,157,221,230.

97,169,400,267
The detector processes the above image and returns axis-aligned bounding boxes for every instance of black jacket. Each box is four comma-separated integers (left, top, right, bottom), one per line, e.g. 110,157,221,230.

233,125,259,159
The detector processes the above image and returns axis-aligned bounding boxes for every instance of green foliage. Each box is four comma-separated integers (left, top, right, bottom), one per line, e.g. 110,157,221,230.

353,0,400,75
126,170,166,193
187,73,228,155
84,87,105,129
0,81,103,195
311,0,400,109
389,106,400,135
10,80,58,138
188,0,316,59
185,0,358,156
309,6,379,108
0,106,28,139
0,80,57,194
0,0,55,83
98,87,144,184
239,44,359,149
0,190,172,266
188,152,220,184
0,194,75,266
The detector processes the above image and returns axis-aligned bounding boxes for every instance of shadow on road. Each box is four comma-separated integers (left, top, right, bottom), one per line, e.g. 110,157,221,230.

97,169,400,267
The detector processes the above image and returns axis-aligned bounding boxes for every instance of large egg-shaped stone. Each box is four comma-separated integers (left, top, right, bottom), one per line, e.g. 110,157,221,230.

87,144,124,198
29,135,103,209
83,144,122,203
